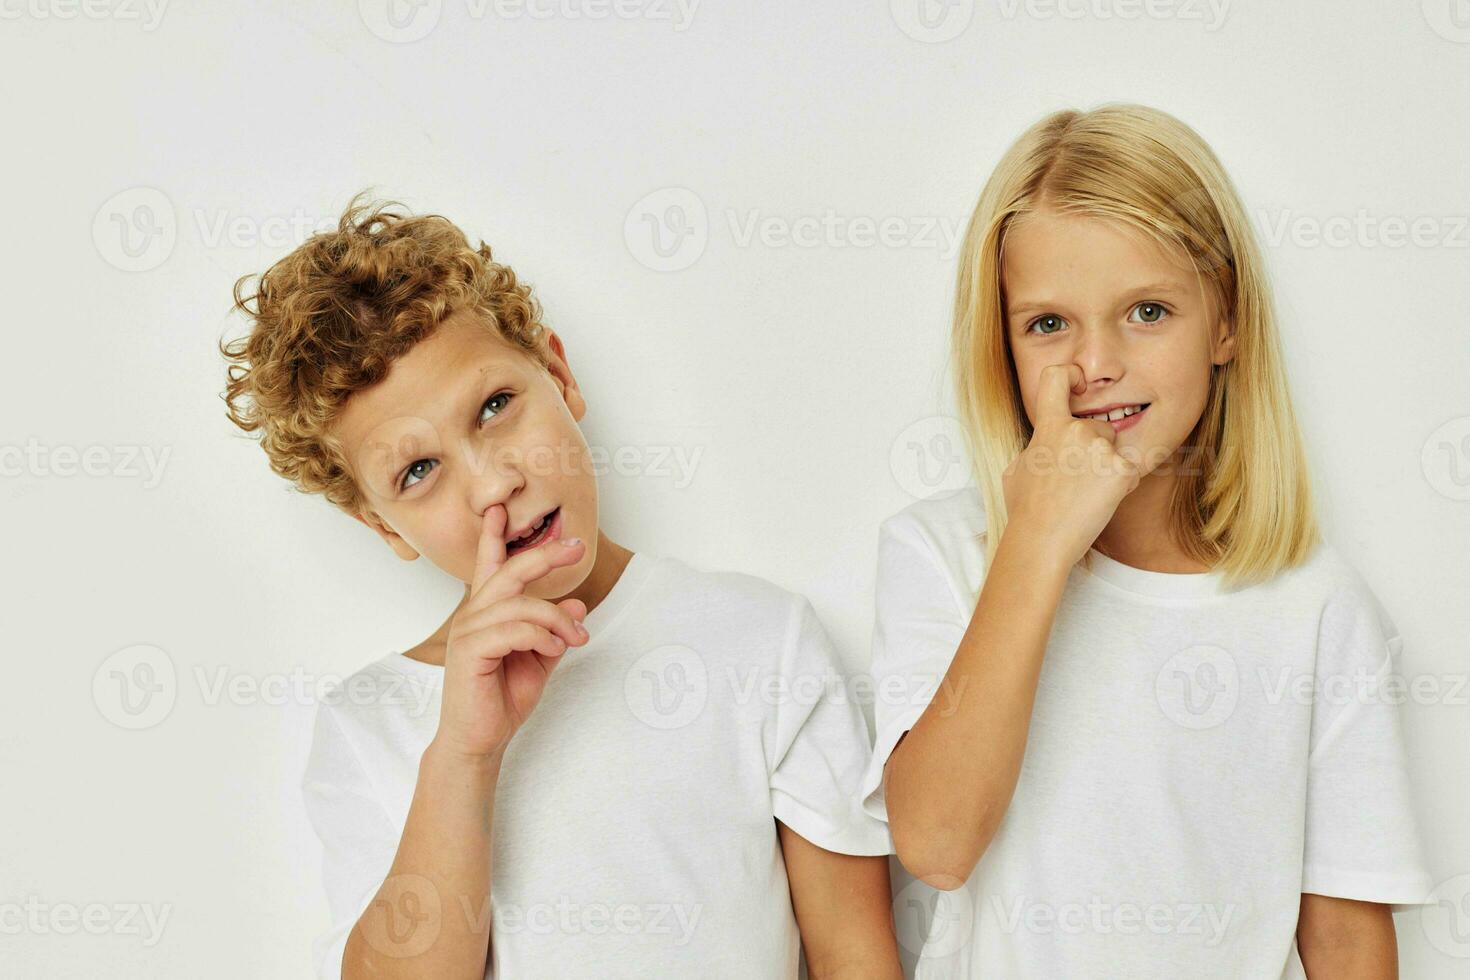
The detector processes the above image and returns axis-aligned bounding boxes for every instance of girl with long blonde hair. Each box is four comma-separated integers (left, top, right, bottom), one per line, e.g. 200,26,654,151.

863,103,1432,978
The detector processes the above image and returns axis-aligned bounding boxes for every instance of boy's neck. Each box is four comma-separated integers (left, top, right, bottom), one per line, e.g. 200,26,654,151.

405,531,634,667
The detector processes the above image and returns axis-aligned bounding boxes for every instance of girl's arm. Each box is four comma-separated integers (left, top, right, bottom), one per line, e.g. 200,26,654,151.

1296,894,1398,979
777,822,904,979
882,526,1071,889
884,363,1139,890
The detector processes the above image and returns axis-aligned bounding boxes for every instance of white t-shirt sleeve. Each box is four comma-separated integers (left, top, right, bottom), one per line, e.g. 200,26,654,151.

300,700,402,980
1301,574,1435,908
858,512,970,823
767,596,894,857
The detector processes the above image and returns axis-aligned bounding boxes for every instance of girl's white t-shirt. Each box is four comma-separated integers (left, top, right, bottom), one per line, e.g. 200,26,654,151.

863,487,1434,979
301,550,891,980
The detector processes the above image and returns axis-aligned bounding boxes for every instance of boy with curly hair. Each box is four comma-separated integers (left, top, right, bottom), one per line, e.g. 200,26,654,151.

220,192,901,979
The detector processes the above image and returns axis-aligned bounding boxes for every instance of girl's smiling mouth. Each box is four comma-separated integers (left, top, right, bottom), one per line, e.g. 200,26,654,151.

1073,402,1151,431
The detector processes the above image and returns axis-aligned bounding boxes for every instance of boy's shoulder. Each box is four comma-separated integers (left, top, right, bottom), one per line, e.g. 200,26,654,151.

310,651,441,736
652,551,809,620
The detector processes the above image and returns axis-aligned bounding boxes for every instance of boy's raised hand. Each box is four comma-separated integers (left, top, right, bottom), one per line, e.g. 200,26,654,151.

1001,362,1142,567
433,504,590,763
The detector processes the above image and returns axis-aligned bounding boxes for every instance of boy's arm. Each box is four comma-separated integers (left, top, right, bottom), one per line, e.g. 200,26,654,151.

777,821,904,980
341,741,502,980
1296,894,1397,979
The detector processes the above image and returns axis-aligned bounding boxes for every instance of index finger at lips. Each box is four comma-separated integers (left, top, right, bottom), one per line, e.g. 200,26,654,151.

472,505,508,597
483,536,586,601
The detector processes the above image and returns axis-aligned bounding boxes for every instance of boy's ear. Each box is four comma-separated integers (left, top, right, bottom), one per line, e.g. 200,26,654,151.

351,508,421,562
541,328,587,422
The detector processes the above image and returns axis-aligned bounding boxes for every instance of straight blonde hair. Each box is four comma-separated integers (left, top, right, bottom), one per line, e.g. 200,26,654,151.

952,103,1319,591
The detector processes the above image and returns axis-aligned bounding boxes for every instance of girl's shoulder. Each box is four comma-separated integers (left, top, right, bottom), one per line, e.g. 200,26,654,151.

880,485,989,553
876,487,990,604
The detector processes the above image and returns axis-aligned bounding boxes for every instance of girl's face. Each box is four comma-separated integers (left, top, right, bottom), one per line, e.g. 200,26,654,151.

1001,207,1236,478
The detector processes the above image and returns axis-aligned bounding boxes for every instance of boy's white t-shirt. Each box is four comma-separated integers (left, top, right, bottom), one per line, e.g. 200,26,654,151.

863,487,1434,980
301,550,891,980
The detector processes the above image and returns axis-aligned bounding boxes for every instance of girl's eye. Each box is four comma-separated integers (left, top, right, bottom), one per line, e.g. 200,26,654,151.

1025,314,1066,336
398,391,516,492
1129,302,1170,324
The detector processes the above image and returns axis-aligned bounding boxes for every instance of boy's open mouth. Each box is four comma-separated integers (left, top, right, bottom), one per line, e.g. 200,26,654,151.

506,506,561,555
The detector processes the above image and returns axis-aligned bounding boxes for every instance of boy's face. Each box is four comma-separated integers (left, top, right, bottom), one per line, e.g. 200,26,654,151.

334,308,597,600
1001,206,1236,479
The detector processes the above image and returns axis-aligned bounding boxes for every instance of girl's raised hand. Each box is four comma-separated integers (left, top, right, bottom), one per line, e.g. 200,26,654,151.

432,504,591,763
1001,363,1142,568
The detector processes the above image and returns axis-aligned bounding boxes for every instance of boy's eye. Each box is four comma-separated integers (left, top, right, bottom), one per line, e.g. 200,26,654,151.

481,391,513,420
399,458,435,491
1129,302,1170,324
1025,314,1066,336
398,391,516,492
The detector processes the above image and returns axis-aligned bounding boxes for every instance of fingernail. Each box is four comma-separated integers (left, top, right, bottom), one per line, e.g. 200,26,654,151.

563,537,583,547
575,620,588,636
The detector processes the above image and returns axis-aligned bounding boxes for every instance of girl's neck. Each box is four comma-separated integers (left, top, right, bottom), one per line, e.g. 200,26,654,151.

1092,466,1212,574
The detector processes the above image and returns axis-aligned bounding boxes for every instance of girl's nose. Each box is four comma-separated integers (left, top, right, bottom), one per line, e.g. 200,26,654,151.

1070,323,1125,386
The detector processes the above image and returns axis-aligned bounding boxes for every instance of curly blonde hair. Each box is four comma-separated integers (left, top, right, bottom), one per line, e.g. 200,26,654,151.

219,190,552,517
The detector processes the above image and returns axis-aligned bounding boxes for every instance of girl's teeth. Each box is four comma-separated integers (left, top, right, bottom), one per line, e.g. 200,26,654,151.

1085,405,1145,421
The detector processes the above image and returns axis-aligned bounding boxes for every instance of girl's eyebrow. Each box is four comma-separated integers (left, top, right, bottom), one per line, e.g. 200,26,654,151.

1006,281,1190,318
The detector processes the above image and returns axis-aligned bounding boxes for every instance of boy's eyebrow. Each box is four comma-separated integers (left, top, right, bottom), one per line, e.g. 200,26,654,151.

365,362,504,480
1007,281,1190,318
